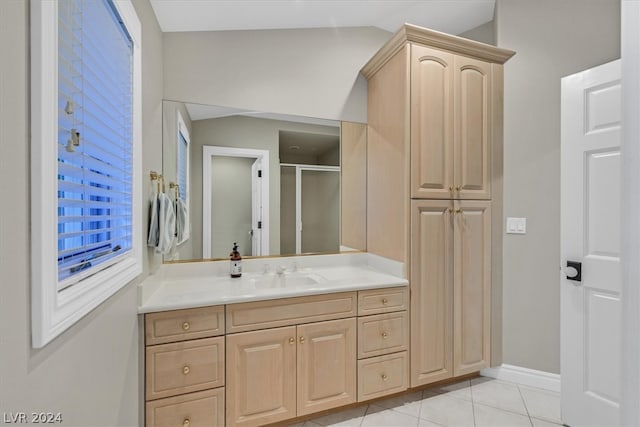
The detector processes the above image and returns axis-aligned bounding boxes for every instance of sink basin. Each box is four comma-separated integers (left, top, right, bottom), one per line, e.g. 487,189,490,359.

248,273,324,288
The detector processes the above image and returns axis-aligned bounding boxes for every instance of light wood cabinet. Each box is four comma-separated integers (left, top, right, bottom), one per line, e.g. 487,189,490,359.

145,388,224,427
453,201,491,375
410,46,492,200
356,287,409,402
410,200,453,385
226,319,357,426
357,287,408,316
454,56,492,200
410,199,492,385
357,311,408,359
297,318,357,416
411,46,454,200
144,306,226,427
146,336,225,401
144,287,408,426
145,306,225,346
226,292,356,334
226,326,297,427
357,351,409,401
362,24,513,389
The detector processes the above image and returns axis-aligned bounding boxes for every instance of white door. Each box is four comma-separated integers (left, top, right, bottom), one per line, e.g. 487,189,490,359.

561,59,621,426
250,158,262,256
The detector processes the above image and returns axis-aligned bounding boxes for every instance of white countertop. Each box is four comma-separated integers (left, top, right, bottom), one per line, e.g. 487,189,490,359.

138,252,408,313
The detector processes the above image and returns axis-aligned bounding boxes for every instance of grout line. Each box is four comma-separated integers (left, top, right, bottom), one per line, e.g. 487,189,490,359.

357,404,370,427
516,384,534,427
470,380,477,427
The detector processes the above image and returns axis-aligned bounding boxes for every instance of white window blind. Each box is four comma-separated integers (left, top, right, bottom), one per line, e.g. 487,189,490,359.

57,0,133,288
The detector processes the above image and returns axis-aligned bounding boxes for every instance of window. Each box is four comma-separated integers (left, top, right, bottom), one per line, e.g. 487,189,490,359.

31,0,142,348
176,110,190,204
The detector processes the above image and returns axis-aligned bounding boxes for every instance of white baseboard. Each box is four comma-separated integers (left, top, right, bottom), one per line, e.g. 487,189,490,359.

480,364,561,393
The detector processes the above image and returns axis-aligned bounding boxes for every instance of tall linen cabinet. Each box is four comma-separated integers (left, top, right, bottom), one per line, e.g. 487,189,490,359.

361,24,515,387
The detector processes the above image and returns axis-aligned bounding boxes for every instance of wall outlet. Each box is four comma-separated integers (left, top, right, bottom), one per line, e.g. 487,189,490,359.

506,217,527,234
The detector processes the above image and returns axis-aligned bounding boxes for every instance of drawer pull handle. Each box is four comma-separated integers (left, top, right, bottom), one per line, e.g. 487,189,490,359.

381,331,389,339
182,322,190,331
182,418,190,427
182,365,190,375
382,298,389,305
381,374,388,381
289,337,295,345
299,336,306,344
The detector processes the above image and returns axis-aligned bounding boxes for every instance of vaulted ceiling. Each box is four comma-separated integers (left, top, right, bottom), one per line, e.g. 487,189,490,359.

150,0,495,36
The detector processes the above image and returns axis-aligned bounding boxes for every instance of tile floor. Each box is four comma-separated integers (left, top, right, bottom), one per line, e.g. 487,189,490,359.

288,377,563,427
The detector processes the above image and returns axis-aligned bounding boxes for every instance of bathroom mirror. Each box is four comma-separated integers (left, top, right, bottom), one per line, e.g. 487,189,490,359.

162,100,366,262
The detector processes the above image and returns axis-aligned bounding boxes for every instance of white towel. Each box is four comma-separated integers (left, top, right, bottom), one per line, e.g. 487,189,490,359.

147,192,159,247
176,198,190,245
156,192,175,255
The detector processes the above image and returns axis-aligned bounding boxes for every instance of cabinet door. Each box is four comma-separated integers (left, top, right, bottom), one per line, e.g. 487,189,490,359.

453,201,491,375
297,318,357,416
411,45,455,199
410,200,454,387
454,56,492,200
226,327,297,427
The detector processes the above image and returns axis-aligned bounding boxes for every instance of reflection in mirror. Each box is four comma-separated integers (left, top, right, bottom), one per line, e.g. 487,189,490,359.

162,100,358,262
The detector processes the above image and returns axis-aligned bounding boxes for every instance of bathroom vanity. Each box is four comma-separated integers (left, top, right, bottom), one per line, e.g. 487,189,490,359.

139,253,409,426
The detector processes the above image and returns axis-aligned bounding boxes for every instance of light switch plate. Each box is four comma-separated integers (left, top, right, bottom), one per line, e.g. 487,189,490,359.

506,217,527,234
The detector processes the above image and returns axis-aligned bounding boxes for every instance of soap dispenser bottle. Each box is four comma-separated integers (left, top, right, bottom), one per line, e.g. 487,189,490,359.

230,242,242,278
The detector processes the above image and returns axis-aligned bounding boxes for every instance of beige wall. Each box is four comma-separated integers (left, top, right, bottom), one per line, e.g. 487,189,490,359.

163,27,392,122
459,20,496,45
496,0,620,373
0,0,163,425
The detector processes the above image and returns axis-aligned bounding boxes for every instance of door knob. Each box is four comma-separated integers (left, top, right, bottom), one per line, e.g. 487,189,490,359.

566,260,582,282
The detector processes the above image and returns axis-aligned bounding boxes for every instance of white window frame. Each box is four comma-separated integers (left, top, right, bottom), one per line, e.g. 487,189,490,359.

30,0,143,348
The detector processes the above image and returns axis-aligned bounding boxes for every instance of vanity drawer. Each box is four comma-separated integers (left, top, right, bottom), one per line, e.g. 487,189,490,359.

357,311,408,359
226,292,357,333
146,337,225,400
357,351,408,402
145,306,225,345
145,388,224,427
357,287,408,316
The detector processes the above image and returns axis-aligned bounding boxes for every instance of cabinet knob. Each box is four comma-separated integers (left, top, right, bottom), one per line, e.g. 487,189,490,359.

299,336,306,344
182,322,190,331
381,298,388,305
381,331,389,339
381,374,388,381
289,337,295,345
449,186,453,192
455,186,461,192
182,365,190,375
455,209,462,214
182,418,190,427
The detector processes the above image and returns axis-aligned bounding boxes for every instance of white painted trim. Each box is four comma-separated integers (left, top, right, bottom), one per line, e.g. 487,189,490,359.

480,364,561,393
30,0,142,348
622,1,640,424
202,145,270,258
